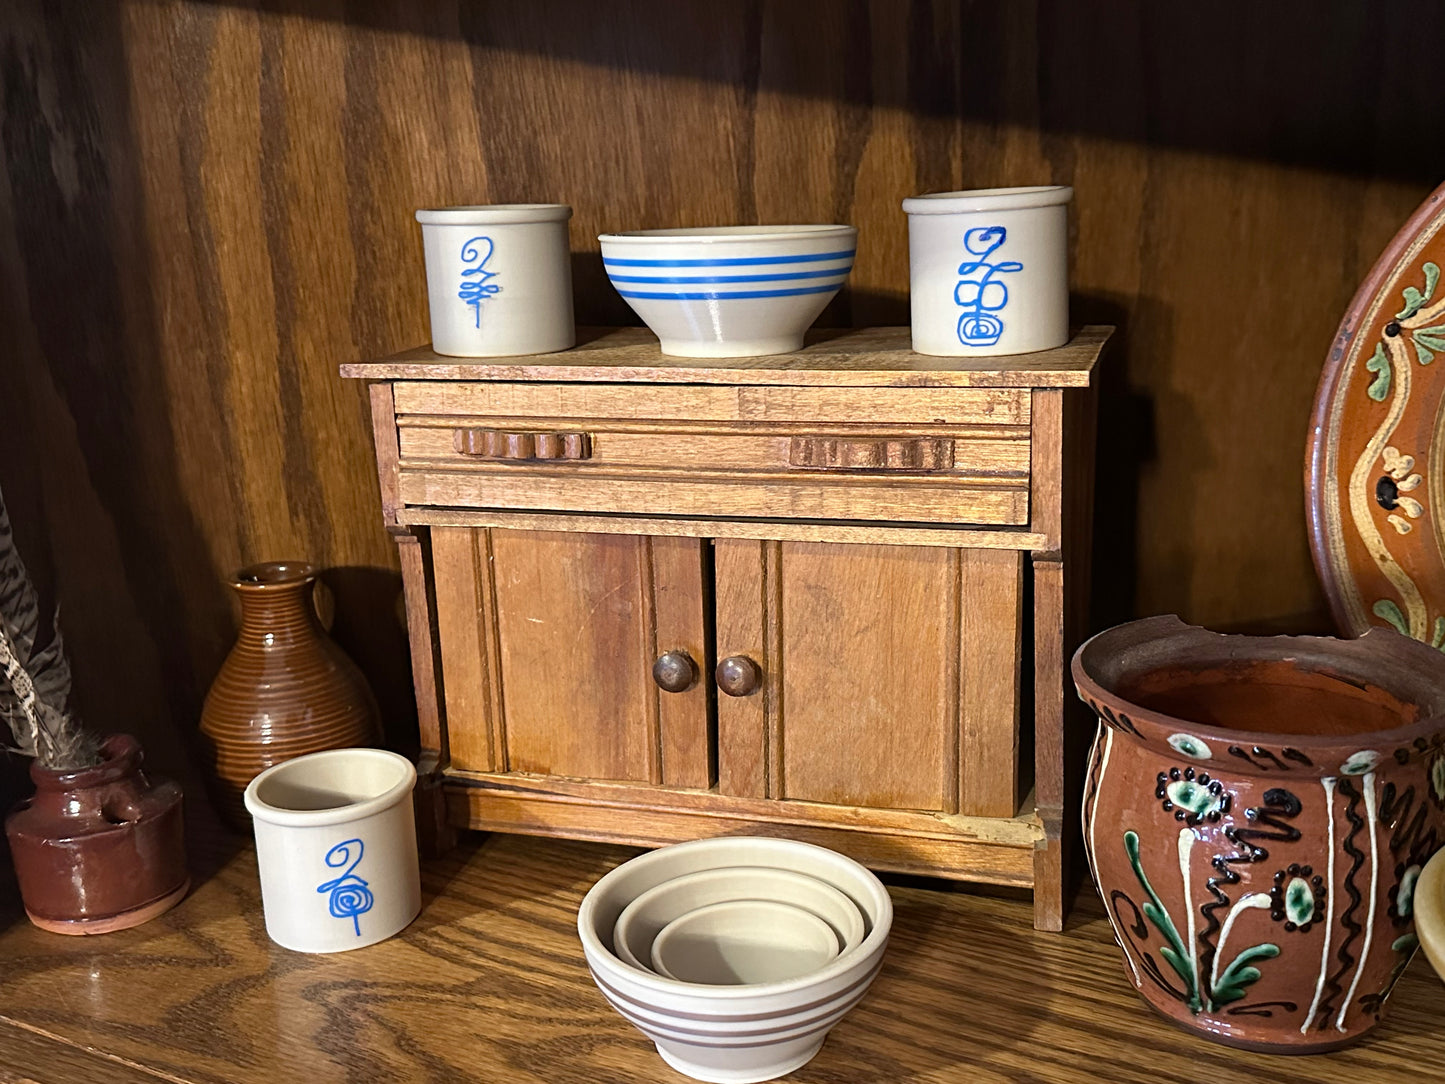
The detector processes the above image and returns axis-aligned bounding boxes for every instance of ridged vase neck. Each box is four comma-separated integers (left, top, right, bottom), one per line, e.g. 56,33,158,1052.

229,561,323,649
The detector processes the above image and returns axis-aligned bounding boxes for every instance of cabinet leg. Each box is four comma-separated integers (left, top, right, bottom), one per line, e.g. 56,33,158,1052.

1032,556,1070,931
413,754,457,859
1032,817,1065,932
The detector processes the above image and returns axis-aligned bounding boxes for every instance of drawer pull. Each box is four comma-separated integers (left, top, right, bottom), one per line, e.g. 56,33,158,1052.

453,428,592,461
716,655,762,697
652,650,699,693
788,436,955,471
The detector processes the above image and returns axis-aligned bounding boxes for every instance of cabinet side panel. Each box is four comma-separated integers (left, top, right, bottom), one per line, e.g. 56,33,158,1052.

713,538,769,797
431,527,500,772
958,548,1024,817
490,530,654,781
778,542,952,811
651,535,712,788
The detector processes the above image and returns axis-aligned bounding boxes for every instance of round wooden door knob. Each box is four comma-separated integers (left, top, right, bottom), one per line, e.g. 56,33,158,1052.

652,650,699,693
715,655,762,697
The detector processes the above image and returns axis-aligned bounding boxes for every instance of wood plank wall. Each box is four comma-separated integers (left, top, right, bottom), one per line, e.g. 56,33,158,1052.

1,0,1440,803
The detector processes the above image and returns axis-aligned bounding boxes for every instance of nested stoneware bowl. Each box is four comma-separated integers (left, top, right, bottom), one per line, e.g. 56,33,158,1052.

1073,615,1445,1053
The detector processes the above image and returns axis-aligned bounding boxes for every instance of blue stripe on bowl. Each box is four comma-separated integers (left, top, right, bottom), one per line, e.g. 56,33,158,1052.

614,283,846,300
601,248,856,268
607,268,851,285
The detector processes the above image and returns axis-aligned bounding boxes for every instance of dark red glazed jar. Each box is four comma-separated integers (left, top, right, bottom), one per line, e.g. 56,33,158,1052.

5,733,188,934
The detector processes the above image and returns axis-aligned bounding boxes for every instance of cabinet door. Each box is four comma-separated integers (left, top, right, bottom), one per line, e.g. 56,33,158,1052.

713,539,1021,817
430,527,710,787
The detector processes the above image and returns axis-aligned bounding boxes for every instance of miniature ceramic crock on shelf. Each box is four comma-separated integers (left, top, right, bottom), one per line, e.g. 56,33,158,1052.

5,733,189,934
598,225,856,357
200,561,382,828
1073,614,1445,1053
415,203,574,357
902,185,1072,357
577,835,892,1084
244,746,420,953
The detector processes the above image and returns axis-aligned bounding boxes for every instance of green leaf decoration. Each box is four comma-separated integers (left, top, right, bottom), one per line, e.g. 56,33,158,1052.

1213,942,1280,1005
1414,326,1445,365
1366,342,1392,401
1433,617,1445,650
1124,829,1199,1010
1393,932,1420,953
1373,598,1409,635
1158,945,1195,989
1400,287,1425,319
1397,262,1441,319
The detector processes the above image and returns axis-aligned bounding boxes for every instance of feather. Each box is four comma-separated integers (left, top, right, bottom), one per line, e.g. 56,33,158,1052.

0,484,97,769
0,493,40,661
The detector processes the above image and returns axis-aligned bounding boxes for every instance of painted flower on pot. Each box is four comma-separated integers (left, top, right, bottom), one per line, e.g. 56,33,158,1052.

1156,766,1230,827
1340,750,1382,776
1375,446,1424,537
1270,864,1326,932
1167,733,1213,761
1117,829,1279,1013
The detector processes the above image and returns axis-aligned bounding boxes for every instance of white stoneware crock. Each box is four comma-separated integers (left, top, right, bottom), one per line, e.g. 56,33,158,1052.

244,747,419,953
901,185,1072,357
415,204,574,357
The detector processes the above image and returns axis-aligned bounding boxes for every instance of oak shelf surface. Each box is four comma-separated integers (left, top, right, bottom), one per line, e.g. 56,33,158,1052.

1,830,1442,1083
340,325,1110,387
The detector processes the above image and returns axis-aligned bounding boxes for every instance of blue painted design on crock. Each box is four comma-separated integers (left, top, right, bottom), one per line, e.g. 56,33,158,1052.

955,226,1022,347
458,236,501,328
316,838,374,937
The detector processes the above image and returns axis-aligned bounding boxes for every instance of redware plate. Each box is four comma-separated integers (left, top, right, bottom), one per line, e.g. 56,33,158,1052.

1308,179,1445,643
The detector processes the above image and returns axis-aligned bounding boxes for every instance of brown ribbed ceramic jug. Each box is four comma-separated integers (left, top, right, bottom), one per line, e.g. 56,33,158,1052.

200,561,382,827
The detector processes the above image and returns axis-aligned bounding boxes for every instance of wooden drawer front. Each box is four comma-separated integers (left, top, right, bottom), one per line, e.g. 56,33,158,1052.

392,382,1031,526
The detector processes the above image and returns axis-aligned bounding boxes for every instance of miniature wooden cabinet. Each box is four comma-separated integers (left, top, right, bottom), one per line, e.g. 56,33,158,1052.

344,326,1107,930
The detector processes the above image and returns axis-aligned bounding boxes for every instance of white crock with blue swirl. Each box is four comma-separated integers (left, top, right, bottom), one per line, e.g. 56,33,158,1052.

244,747,419,953
416,204,574,357
902,186,1071,357
599,225,856,358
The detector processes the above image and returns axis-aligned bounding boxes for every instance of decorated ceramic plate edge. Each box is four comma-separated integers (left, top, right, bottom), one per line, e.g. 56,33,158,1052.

1306,179,1445,639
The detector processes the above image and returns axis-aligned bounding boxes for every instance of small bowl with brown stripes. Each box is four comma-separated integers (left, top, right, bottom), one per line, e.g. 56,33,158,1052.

577,836,890,1084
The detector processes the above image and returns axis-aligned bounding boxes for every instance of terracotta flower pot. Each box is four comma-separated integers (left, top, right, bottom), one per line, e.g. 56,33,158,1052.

1073,615,1445,1053
5,734,188,934
200,561,382,828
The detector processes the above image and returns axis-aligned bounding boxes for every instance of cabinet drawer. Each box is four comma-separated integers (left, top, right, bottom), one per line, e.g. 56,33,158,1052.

391,381,1032,526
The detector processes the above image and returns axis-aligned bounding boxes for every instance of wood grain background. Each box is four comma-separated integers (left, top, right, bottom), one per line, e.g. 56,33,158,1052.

1,0,1442,807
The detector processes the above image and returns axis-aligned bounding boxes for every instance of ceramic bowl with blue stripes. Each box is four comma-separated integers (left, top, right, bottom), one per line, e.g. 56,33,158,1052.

599,225,857,358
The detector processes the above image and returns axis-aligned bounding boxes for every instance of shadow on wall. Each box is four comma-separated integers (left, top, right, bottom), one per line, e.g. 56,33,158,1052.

318,565,418,758
1071,290,1157,637
0,5,230,805
200,0,1445,185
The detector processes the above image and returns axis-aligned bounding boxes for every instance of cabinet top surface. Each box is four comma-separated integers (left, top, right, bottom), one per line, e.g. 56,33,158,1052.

341,325,1111,387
